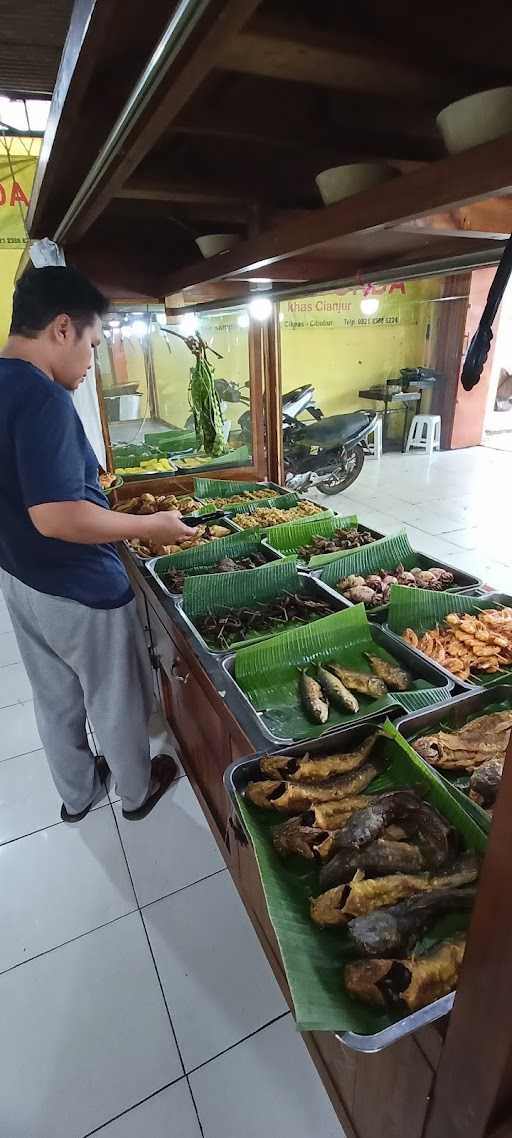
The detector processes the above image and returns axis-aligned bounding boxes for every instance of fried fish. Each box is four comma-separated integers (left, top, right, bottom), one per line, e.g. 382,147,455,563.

259,734,377,782
317,665,359,714
272,816,330,859
329,790,455,869
246,761,382,813
344,936,466,1012
347,885,476,957
319,838,426,890
325,663,387,699
311,854,479,927
299,670,329,724
364,653,411,691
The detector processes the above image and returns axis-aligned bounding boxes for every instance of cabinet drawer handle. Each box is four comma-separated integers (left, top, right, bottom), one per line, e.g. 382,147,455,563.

171,662,190,684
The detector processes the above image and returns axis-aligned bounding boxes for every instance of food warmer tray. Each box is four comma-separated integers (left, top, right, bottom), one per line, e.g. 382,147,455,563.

146,540,284,600
394,682,512,834
224,721,460,1052
174,574,351,658
315,550,482,624
384,592,512,691
123,514,241,564
221,622,453,745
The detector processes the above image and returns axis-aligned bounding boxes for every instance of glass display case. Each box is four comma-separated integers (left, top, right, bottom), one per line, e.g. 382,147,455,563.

95,302,257,480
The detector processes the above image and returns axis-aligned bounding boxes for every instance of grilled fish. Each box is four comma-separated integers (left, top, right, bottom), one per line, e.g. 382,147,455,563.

319,838,425,890
330,790,455,870
317,665,359,714
326,663,387,699
299,670,329,724
331,790,421,851
311,854,479,927
272,816,330,859
348,885,476,956
364,653,411,691
259,734,377,782
345,936,466,1012
246,761,382,813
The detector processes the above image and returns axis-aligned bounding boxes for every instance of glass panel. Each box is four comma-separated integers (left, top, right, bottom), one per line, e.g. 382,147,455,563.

96,303,253,476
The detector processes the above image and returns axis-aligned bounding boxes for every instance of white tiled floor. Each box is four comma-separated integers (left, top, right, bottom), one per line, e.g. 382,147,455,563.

1,446,508,1136
308,445,512,594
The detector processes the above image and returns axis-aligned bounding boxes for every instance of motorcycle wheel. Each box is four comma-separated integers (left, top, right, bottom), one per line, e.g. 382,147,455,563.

316,444,365,495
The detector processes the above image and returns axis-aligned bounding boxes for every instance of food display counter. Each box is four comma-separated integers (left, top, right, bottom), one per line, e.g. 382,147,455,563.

120,527,482,1138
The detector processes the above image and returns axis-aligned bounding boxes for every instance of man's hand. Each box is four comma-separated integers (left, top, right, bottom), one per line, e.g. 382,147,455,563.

29,500,199,546
142,510,198,546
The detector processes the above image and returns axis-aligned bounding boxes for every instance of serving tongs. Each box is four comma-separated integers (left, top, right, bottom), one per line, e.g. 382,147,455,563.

181,509,235,526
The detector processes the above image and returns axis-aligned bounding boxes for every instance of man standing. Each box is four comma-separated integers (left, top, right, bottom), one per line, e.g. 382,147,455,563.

0,266,195,821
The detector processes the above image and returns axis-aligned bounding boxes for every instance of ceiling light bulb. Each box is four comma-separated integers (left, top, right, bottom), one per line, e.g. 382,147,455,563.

360,297,380,316
237,311,250,328
179,312,199,336
249,297,273,322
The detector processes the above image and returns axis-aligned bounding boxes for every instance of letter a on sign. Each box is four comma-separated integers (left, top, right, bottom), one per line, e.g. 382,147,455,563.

10,182,29,207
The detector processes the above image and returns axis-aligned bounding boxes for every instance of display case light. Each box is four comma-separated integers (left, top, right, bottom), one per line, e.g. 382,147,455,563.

360,297,380,316
179,312,199,336
248,296,273,321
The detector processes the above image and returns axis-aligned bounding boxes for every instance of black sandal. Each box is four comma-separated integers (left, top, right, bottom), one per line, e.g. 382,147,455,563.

122,754,178,820
61,755,110,823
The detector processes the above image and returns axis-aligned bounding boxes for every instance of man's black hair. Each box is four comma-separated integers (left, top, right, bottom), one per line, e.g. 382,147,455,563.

10,265,109,338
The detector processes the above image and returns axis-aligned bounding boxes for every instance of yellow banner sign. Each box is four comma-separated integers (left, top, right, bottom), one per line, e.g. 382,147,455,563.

0,147,37,249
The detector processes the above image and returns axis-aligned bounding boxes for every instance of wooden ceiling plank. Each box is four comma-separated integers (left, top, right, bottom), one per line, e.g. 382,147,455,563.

159,132,512,294
28,0,111,233
59,0,263,244
220,15,461,100
395,198,512,241
116,178,253,209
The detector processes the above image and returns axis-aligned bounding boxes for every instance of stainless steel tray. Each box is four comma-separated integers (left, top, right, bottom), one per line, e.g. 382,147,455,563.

224,721,459,1052
394,682,512,834
125,514,241,566
316,551,482,624
146,539,284,601
176,574,351,658
384,592,512,692
221,622,453,745
263,522,385,564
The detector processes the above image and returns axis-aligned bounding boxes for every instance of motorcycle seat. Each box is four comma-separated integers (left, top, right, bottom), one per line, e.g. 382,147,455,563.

301,411,373,448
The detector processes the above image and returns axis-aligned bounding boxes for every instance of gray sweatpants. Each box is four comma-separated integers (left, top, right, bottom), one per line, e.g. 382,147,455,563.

0,569,153,814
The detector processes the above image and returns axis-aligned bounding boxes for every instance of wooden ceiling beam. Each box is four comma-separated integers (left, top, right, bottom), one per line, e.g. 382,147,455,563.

56,0,263,244
159,132,512,295
395,198,512,241
116,178,255,210
220,14,461,101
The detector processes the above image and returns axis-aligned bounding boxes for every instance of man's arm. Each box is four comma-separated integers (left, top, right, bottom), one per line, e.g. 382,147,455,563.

29,501,196,546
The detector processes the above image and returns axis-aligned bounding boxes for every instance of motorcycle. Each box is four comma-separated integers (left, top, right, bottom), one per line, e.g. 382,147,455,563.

221,380,377,497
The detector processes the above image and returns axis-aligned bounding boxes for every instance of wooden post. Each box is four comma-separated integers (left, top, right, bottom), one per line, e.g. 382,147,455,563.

247,321,267,479
262,304,283,484
423,730,512,1138
94,351,114,474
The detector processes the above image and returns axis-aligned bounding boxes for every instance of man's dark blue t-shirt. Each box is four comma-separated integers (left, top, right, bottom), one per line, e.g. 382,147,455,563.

0,358,133,609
